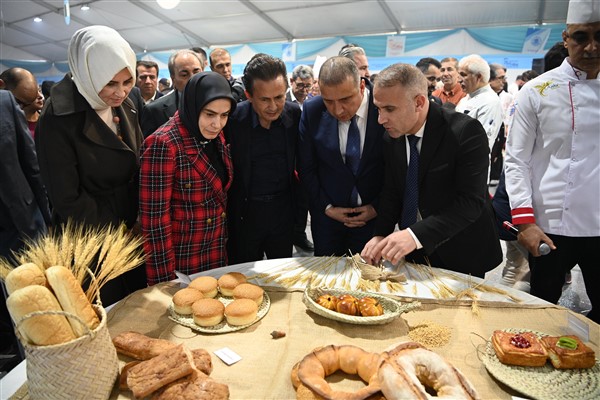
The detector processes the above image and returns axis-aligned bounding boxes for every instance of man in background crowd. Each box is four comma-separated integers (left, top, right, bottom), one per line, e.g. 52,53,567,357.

432,57,466,105
210,48,247,102
141,49,203,137
136,60,163,104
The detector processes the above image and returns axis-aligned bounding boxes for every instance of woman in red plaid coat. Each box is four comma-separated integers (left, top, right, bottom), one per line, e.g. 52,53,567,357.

139,72,236,285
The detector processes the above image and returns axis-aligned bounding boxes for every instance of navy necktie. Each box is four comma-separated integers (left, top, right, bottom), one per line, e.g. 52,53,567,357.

400,135,420,229
346,116,360,206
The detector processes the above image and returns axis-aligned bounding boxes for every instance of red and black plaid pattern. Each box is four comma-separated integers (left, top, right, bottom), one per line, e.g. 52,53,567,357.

139,113,233,285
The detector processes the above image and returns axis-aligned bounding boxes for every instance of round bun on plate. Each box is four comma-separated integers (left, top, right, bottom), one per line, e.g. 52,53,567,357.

225,299,258,326
192,298,225,327
189,276,218,298
172,288,204,315
218,272,247,296
232,283,264,306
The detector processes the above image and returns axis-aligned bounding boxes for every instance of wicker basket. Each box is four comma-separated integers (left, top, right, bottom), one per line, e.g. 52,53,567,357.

18,305,118,400
303,287,420,325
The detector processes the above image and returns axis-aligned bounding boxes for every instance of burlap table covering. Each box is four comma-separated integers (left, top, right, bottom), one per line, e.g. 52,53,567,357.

92,282,598,399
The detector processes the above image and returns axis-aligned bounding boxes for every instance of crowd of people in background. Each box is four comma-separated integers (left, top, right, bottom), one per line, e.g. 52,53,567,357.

1,2,598,367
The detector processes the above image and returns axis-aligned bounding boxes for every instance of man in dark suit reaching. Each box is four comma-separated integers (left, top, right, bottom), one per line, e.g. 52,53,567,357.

298,57,385,256
361,63,501,277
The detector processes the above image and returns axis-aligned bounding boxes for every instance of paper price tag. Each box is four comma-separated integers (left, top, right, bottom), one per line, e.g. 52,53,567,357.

214,347,242,366
566,312,589,342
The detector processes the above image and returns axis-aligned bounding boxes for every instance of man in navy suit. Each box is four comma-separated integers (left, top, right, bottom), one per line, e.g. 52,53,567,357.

298,57,385,256
361,63,501,277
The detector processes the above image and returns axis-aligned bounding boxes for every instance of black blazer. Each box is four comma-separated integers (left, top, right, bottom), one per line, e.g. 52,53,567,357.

140,90,178,137
0,91,51,256
374,102,502,276
224,101,300,241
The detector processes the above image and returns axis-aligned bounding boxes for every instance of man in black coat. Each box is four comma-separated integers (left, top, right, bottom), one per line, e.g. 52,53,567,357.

141,50,203,137
361,63,501,277
0,70,51,257
225,55,300,264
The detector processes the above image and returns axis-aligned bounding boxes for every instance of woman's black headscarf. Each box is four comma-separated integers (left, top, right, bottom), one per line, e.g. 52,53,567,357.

179,71,236,142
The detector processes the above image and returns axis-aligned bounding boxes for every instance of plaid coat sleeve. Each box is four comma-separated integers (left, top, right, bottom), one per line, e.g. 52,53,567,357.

139,116,232,285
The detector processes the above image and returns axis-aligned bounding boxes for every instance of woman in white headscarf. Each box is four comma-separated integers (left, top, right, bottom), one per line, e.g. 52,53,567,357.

35,26,146,303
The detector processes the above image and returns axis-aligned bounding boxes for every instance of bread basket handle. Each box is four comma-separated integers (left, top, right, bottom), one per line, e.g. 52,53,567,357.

15,309,95,342
85,267,103,308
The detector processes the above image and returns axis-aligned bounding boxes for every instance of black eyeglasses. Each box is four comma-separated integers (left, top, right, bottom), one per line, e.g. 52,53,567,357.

294,82,313,90
566,30,600,45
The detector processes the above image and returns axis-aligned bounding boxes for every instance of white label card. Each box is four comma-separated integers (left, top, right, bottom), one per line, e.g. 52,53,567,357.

566,312,590,342
214,347,242,366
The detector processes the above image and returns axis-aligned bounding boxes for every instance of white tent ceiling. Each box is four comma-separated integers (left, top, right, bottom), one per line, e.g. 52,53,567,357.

1,0,569,62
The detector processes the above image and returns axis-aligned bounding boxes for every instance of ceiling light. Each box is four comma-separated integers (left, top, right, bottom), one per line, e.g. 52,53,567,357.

156,0,180,10
34,17,43,22
81,4,90,11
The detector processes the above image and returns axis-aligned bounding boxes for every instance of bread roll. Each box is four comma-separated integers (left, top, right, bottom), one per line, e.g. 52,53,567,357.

172,288,204,315
6,285,76,345
217,272,247,296
189,276,218,298
5,262,46,295
45,265,100,336
225,299,258,326
192,298,224,327
232,283,264,306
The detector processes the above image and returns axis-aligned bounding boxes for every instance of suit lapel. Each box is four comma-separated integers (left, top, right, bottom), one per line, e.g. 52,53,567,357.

419,104,445,183
320,111,345,166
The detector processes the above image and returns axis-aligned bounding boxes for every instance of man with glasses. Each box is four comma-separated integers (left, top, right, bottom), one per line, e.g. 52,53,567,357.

0,69,52,367
287,65,314,110
505,0,600,323
286,65,315,253
0,68,39,109
416,57,443,105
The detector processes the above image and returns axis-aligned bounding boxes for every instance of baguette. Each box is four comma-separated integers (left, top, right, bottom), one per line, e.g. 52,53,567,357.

5,262,46,295
492,330,548,367
113,331,178,360
6,285,76,346
127,344,195,398
541,335,596,369
45,266,100,336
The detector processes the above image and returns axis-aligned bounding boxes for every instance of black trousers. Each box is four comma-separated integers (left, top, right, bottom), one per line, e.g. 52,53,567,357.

529,234,599,323
228,197,294,264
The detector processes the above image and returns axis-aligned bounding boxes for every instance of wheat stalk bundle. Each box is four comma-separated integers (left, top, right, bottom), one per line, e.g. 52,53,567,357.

1,221,145,303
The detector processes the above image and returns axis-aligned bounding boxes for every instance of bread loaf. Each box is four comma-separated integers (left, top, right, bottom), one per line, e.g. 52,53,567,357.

6,285,76,345
5,262,46,295
113,331,179,360
45,266,100,336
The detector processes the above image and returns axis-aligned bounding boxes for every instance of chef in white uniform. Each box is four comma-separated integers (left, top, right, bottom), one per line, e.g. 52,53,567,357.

505,0,600,322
